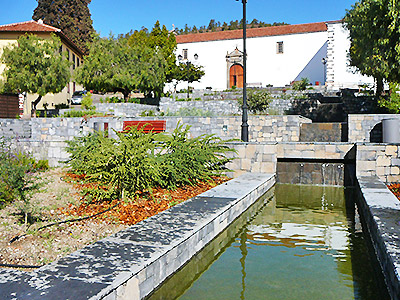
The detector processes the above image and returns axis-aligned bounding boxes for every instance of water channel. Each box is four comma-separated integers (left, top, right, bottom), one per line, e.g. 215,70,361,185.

148,184,389,300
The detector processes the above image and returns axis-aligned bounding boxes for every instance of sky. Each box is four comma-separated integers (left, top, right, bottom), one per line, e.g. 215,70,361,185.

0,0,358,36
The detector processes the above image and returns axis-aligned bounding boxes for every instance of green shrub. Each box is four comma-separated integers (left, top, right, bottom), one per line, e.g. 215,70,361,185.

65,124,235,201
81,92,95,110
61,110,105,118
0,138,48,223
157,124,235,189
55,103,69,109
379,82,400,113
292,78,310,91
140,110,156,117
238,88,272,114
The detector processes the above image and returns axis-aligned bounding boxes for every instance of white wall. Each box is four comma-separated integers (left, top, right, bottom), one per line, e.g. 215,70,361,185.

328,22,374,90
172,31,328,91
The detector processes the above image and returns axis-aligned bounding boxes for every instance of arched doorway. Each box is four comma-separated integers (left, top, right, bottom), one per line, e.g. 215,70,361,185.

229,64,243,88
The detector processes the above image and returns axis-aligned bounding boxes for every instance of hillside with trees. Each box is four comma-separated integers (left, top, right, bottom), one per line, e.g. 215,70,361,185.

175,19,289,35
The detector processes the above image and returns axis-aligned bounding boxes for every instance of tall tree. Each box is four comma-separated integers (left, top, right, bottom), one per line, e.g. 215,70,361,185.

75,35,167,99
345,0,400,95
33,0,95,53
128,21,177,83
0,34,71,117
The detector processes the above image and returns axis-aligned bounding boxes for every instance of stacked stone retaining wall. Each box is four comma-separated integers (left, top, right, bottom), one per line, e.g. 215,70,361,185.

348,114,400,143
0,116,311,167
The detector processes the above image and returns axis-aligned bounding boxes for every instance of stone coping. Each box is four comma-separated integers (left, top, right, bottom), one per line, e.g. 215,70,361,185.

357,176,400,299
0,173,275,300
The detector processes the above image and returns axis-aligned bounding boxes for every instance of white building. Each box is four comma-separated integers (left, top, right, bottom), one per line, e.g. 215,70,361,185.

172,21,373,91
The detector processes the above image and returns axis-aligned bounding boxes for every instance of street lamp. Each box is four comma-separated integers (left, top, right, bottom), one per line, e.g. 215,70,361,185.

178,53,199,99
322,57,327,85
236,0,248,142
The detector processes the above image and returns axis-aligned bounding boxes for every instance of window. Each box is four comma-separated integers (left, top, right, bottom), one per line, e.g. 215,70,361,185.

59,45,63,54
183,49,188,60
72,54,76,70
77,58,80,67
66,49,70,60
277,41,284,54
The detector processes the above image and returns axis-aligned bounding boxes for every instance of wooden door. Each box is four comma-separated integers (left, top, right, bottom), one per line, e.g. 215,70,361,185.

229,64,243,88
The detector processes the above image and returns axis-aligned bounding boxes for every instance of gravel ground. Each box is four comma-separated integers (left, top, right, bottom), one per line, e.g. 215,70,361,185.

0,168,127,268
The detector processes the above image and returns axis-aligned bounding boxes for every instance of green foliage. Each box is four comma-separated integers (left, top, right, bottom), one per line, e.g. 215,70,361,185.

238,89,272,114
81,92,95,110
175,62,205,85
140,110,156,117
75,34,167,100
0,138,48,224
55,103,69,109
379,83,400,113
156,124,235,189
33,0,94,53
61,110,105,118
345,0,400,94
1,34,71,114
65,124,235,201
128,21,177,83
292,78,309,91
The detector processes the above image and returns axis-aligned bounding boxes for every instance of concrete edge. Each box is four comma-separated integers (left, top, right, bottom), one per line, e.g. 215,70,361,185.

356,175,400,300
100,172,276,300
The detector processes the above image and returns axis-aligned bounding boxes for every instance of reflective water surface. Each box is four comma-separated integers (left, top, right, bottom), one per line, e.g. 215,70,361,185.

148,184,389,300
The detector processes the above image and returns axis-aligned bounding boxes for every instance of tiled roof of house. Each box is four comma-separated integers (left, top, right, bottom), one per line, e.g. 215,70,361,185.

0,20,60,33
0,20,84,56
176,21,329,44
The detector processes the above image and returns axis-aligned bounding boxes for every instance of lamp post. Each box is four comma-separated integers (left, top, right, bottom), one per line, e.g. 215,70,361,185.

322,57,327,85
236,0,248,142
178,53,199,100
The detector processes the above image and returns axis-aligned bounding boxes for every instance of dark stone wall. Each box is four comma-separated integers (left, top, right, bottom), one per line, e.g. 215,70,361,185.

300,123,347,142
277,161,345,186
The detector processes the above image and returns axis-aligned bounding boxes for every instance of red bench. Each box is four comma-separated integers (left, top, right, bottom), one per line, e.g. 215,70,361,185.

122,120,166,133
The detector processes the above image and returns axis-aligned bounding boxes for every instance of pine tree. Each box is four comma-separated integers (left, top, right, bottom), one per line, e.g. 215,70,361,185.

32,0,94,53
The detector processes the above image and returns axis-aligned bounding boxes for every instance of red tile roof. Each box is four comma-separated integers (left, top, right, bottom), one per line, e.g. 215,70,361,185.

0,20,60,33
0,20,84,57
176,22,328,44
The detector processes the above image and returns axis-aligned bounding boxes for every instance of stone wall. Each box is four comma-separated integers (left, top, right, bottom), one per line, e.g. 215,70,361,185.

0,119,31,139
94,103,156,117
159,98,240,115
277,161,345,186
300,123,346,142
348,114,400,143
0,116,311,167
356,144,400,183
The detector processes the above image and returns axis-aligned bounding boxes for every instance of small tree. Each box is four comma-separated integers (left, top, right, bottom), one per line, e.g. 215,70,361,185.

1,34,71,117
175,62,205,88
75,35,167,100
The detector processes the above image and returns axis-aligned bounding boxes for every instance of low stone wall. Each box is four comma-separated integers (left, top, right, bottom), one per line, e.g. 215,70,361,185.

348,114,400,143
0,173,275,300
94,103,156,117
356,144,400,184
225,142,355,179
0,119,31,139
356,176,400,299
0,116,310,167
159,98,240,115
